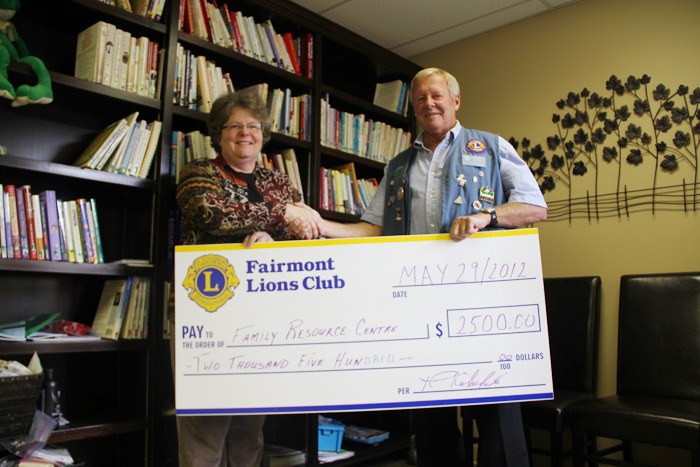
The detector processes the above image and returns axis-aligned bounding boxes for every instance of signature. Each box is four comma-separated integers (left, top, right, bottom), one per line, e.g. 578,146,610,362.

419,369,504,392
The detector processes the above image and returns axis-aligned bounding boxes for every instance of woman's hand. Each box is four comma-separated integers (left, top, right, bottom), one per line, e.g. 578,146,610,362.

284,202,322,239
243,231,274,248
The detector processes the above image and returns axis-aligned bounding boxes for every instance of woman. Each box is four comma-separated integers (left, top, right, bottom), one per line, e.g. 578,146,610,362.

177,91,317,248
175,91,317,466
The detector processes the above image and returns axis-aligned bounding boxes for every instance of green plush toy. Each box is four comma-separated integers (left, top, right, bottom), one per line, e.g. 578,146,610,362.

0,0,53,106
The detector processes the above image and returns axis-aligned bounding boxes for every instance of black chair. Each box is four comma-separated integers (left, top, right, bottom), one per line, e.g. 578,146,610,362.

522,276,601,467
462,276,601,467
570,272,700,467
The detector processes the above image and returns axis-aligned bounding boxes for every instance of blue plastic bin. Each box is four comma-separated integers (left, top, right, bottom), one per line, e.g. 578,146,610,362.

318,416,345,452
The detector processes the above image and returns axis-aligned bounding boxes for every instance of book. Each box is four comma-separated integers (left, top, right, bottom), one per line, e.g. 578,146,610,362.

77,199,96,263
126,36,138,93
109,27,125,89
120,276,141,339
106,115,142,173
318,450,354,463
92,278,132,340
87,199,105,263
0,184,5,258
220,4,238,52
139,277,150,338
262,444,306,467
2,191,11,258
300,32,313,79
343,425,390,445
4,186,19,258
119,120,149,174
74,21,110,83
39,190,62,261
102,22,118,86
136,36,150,96
84,200,99,263
135,276,150,338
31,194,46,260
281,148,304,202
0,319,25,340
15,185,30,259
102,111,139,171
58,200,75,262
195,55,213,112
197,0,213,42
136,120,162,178
20,186,38,260
73,116,130,169
67,200,85,263
274,32,295,73
26,312,61,336
0,312,61,341
373,79,404,113
230,10,248,57
117,28,133,91
148,39,160,99
261,20,281,67
334,163,362,214
281,32,301,75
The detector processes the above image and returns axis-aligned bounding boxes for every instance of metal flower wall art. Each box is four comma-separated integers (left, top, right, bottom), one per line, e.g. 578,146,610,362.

511,74,699,222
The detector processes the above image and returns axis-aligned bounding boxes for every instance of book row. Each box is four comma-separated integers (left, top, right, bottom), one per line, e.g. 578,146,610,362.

173,48,312,142
92,276,151,340
173,44,235,113
241,83,312,141
179,0,313,78
319,165,379,216
0,185,104,264
72,112,162,178
321,95,413,163
97,0,166,21
171,129,217,183
74,21,164,99
373,79,411,116
257,149,305,203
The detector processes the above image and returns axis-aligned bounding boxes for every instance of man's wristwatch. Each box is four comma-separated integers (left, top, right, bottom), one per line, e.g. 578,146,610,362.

481,207,498,227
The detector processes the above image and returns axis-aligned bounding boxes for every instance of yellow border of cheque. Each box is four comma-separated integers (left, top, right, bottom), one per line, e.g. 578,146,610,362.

175,228,539,253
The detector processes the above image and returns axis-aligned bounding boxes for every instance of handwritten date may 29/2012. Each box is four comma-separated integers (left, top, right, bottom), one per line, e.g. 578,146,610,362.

396,257,528,287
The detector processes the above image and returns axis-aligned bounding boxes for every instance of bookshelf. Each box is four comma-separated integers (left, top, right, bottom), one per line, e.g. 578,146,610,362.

0,0,419,465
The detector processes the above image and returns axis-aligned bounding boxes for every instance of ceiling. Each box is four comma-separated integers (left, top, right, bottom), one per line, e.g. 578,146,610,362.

289,0,578,58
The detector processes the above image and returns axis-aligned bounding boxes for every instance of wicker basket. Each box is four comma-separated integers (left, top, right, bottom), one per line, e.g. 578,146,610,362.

0,373,43,440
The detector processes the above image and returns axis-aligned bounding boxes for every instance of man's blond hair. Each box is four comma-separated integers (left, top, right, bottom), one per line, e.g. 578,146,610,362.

410,67,461,101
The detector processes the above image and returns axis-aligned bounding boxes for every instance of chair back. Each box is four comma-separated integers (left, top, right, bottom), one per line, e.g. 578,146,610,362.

618,272,700,401
543,276,601,394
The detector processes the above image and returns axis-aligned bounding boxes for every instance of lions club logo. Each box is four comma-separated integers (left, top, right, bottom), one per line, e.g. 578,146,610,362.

183,255,239,312
466,139,487,154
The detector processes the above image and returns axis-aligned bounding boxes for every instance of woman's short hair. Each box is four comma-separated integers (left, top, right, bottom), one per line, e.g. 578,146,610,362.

207,91,272,152
410,67,461,101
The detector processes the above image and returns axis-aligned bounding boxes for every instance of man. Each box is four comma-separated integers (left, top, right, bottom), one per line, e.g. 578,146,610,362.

294,67,547,466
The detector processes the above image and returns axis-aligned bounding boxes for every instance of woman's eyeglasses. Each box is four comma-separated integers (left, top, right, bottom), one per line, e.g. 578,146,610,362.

221,122,263,132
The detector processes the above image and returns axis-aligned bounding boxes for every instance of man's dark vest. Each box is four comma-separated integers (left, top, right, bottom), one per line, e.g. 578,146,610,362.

382,128,505,235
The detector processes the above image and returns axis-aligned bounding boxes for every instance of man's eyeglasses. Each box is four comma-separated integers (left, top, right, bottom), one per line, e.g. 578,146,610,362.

221,122,263,132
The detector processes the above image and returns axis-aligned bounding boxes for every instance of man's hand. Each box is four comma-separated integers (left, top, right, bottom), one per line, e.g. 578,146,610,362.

284,202,322,239
449,203,548,241
449,213,489,241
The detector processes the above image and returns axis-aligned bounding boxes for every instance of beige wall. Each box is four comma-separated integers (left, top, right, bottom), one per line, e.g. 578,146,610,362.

412,0,699,462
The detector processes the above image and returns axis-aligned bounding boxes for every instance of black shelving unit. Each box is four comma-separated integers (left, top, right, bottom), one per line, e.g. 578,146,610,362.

0,1,420,464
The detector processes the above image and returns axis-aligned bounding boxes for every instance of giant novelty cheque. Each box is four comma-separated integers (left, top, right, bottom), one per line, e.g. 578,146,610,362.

174,228,553,415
